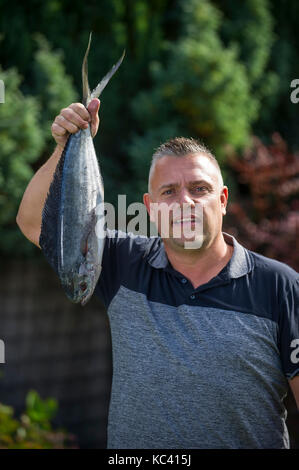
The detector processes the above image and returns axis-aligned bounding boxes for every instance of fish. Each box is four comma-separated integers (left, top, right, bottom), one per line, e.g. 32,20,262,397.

39,33,125,305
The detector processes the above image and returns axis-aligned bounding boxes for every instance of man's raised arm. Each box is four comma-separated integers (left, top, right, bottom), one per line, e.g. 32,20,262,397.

16,99,100,247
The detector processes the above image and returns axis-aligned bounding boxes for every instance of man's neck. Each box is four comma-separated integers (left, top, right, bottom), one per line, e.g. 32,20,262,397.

164,233,234,289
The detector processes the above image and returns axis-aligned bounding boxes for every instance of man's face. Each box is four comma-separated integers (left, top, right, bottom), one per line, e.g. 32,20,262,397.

143,153,228,251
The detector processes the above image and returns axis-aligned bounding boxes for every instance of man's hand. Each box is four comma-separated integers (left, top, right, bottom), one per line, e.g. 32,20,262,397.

51,98,100,148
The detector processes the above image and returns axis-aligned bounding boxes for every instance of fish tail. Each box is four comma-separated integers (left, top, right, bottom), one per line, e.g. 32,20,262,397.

89,49,126,102
82,32,92,107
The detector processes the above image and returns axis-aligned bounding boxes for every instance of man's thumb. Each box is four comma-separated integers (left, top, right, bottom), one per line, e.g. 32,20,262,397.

87,98,100,137
88,98,100,117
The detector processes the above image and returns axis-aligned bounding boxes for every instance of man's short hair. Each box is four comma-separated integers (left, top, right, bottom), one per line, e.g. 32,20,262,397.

148,137,223,193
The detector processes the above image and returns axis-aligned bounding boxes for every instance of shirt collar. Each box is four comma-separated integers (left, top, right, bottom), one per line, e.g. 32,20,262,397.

147,232,253,279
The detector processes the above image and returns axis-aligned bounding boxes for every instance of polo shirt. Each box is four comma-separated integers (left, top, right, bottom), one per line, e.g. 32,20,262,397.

95,230,299,449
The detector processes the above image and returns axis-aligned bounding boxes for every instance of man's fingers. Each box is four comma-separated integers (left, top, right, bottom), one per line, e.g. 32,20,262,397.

60,107,89,129
51,100,101,145
51,122,67,137
56,115,82,134
68,103,90,122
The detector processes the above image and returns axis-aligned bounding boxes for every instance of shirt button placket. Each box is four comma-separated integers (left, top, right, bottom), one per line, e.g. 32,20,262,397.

179,278,196,301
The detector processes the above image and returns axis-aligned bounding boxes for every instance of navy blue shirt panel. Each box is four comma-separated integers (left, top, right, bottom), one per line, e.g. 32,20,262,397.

95,230,299,379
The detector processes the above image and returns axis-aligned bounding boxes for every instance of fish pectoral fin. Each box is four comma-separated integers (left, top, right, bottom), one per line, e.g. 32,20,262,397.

80,236,89,256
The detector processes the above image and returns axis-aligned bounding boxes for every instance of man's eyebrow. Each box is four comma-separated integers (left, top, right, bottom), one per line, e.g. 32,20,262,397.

158,179,212,192
188,179,212,187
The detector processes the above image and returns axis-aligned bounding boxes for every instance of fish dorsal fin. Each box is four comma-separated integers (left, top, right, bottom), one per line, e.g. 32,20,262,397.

82,32,92,107
39,135,72,275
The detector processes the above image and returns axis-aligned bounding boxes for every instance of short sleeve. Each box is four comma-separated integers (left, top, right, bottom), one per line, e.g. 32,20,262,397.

93,229,151,308
278,279,299,379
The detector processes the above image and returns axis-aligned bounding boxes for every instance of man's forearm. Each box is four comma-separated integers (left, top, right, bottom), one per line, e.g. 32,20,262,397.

16,145,63,247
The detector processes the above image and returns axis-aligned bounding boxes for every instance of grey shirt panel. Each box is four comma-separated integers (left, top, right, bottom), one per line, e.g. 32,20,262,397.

107,287,288,449
94,230,299,448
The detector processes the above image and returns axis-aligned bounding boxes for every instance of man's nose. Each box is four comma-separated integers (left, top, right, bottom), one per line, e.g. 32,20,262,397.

177,188,196,205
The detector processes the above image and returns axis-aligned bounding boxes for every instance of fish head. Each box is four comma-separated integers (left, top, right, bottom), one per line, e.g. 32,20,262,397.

59,262,101,306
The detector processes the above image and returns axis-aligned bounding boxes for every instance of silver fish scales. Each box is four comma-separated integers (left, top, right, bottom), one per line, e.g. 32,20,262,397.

40,34,125,305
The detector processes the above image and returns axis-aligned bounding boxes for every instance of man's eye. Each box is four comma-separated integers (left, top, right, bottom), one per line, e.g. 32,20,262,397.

194,186,208,192
162,189,173,195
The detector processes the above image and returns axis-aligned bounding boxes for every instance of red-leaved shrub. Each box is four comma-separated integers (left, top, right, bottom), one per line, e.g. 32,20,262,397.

224,133,299,271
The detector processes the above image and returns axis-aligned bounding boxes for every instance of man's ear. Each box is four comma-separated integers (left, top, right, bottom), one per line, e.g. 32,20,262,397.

143,193,155,222
220,186,229,215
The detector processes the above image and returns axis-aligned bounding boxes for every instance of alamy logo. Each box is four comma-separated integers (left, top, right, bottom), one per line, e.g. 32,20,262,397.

94,196,205,249
0,339,5,363
290,339,299,364
290,79,299,104
0,80,4,103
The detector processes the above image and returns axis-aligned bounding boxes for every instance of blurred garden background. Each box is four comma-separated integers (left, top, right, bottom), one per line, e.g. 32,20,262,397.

0,0,298,448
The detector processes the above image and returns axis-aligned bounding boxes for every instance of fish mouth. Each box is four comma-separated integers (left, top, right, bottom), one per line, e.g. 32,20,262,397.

60,273,92,305
76,278,93,305
66,285,91,305
80,291,93,306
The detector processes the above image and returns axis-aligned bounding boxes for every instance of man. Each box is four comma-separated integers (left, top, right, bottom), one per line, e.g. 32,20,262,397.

17,99,299,449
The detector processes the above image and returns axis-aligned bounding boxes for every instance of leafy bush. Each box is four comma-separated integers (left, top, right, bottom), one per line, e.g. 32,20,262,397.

0,37,77,256
0,66,43,255
126,0,265,197
0,390,77,449
32,34,78,145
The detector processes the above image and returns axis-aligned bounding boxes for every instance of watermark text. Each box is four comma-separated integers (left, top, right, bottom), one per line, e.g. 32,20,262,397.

290,339,299,364
0,80,4,103
290,79,299,104
94,196,204,249
0,339,5,363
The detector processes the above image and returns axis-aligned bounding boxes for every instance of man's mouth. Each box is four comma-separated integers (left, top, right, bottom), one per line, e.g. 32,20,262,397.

172,217,198,225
